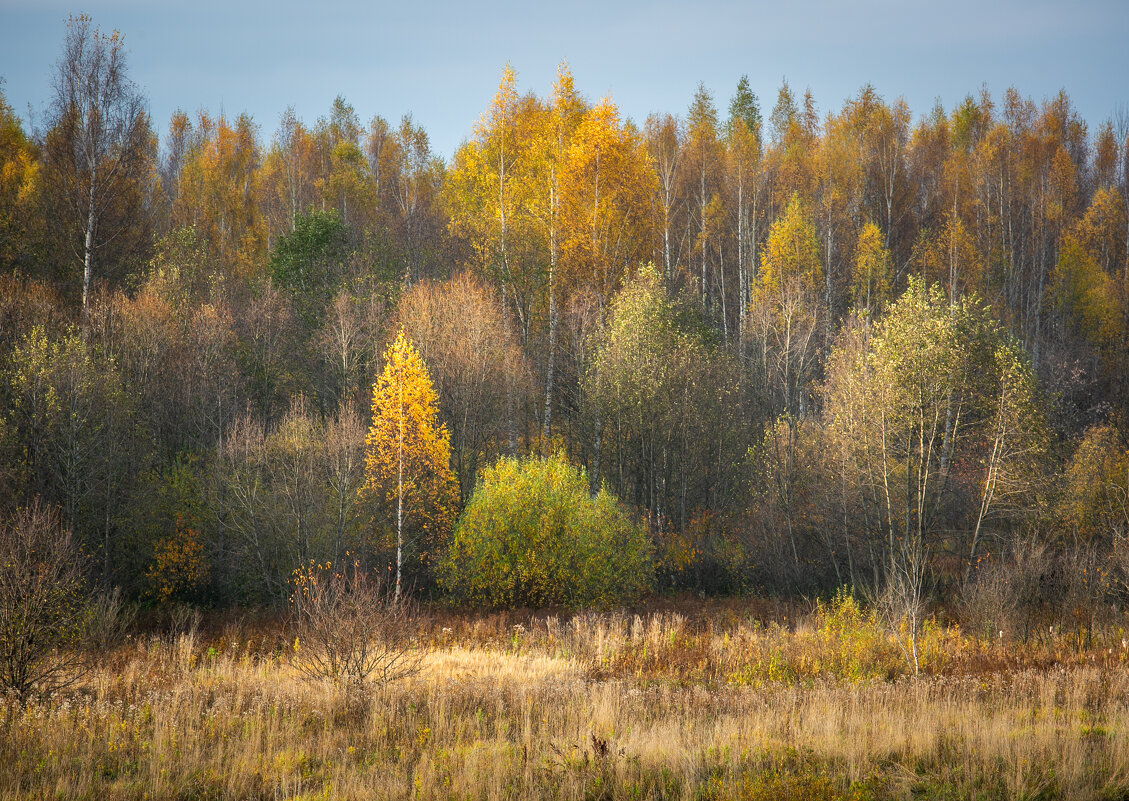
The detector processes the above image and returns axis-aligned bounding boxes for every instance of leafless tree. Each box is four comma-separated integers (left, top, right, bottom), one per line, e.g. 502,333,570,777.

289,561,420,690
877,533,928,676
0,501,89,702
43,15,150,321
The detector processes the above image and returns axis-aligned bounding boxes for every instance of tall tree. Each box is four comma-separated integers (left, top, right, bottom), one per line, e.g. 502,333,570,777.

727,76,764,350
43,15,152,320
644,113,684,279
530,65,584,447
823,279,1047,578
362,330,457,598
559,97,655,306
587,266,742,537
315,97,373,229
259,108,318,244
396,273,531,502
748,193,825,417
389,114,442,284
447,65,544,344
765,80,817,214
684,84,723,311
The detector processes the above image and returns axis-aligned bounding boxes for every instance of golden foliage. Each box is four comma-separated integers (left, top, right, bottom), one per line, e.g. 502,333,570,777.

173,113,266,273
757,193,822,298
559,98,657,303
851,221,892,312
362,330,458,570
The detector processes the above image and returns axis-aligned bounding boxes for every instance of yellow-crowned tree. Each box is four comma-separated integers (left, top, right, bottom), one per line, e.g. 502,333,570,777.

362,330,457,598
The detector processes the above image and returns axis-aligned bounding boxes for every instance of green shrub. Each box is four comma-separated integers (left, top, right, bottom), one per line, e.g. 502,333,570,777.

440,453,652,608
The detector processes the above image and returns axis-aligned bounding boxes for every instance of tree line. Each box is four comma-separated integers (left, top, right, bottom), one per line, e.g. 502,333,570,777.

1,16,1127,608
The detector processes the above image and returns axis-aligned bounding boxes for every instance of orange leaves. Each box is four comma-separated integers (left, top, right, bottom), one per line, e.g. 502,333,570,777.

146,513,206,604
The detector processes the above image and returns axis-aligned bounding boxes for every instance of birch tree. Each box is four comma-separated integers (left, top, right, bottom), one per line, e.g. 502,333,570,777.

362,330,457,598
43,15,151,321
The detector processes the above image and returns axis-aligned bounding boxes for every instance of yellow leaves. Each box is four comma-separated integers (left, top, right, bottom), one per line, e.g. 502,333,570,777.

851,221,893,312
918,214,982,301
441,452,651,608
1060,424,1129,543
362,329,458,551
1046,145,1078,226
146,513,206,604
258,111,318,237
173,113,266,273
1051,233,1123,350
318,140,372,227
757,194,822,299
559,98,656,301
449,64,656,306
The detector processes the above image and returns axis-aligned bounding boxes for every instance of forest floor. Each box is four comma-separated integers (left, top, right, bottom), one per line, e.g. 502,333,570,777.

4,596,1129,800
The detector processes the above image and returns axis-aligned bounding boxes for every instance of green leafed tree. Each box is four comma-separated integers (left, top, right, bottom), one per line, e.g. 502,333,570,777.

822,279,1048,579
587,266,745,588
270,208,350,326
4,325,141,586
440,452,651,608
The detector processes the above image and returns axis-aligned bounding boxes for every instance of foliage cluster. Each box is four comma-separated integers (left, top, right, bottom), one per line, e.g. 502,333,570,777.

442,453,652,608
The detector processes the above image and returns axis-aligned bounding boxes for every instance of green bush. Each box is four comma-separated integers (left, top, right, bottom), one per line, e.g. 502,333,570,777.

440,453,652,608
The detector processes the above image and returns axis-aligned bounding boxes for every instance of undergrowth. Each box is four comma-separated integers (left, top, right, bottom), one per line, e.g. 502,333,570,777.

3,597,1129,800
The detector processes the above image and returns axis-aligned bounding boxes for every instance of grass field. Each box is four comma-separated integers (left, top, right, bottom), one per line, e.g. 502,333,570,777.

4,598,1129,800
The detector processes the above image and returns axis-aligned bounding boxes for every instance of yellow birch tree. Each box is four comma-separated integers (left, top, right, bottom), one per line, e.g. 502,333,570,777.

362,329,457,598
851,221,893,313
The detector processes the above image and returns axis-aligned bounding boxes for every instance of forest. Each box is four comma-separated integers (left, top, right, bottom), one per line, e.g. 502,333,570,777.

5,15,1129,801
1,16,1128,618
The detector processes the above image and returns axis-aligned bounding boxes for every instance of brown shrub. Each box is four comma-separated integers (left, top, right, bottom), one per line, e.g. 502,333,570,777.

288,560,420,690
0,500,88,702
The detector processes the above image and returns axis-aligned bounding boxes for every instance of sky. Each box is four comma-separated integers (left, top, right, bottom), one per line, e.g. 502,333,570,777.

2,0,1128,161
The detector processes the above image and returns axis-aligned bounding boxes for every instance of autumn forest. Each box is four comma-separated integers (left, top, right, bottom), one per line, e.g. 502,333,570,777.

5,22,1126,600
3,14,1129,798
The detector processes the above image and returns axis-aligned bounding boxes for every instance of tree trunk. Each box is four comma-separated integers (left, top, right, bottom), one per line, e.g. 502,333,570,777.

83,183,96,327
543,174,557,449
396,374,404,600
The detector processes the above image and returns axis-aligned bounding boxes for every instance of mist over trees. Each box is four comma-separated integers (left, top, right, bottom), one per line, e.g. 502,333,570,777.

2,16,1129,608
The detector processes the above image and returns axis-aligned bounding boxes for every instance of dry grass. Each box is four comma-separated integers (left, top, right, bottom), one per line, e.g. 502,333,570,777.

3,600,1129,800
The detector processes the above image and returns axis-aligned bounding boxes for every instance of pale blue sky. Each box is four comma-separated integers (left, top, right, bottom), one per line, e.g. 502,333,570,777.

2,0,1128,160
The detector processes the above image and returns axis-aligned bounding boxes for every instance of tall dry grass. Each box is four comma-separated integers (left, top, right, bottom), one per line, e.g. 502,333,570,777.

3,601,1129,800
